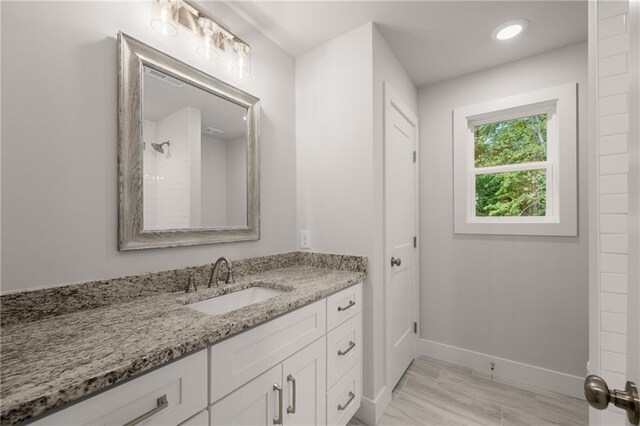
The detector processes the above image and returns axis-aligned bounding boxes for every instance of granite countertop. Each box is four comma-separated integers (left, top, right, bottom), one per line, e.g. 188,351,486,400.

0,253,366,425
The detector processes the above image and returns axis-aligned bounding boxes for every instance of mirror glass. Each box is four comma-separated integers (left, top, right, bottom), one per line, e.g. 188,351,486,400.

142,66,248,231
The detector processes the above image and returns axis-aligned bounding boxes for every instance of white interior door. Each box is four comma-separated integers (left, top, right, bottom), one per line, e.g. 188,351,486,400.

587,0,640,424
384,83,419,390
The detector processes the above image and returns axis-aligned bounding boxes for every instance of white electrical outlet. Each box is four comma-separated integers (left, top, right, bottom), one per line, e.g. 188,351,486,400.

300,230,311,249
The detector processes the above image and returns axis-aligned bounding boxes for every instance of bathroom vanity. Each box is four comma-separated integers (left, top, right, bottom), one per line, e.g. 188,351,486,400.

0,252,365,426
0,32,366,426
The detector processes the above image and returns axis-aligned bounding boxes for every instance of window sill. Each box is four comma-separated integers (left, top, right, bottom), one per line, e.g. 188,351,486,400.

454,220,577,236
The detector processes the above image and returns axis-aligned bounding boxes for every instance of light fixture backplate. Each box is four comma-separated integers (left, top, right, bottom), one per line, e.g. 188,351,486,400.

171,0,250,50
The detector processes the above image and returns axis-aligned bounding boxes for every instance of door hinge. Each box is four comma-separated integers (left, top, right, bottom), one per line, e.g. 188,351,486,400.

413,322,418,334
412,151,416,163
413,236,417,248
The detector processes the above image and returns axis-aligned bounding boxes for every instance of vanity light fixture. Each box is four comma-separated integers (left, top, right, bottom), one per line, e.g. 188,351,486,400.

492,19,529,41
149,0,252,77
196,17,224,59
150,0,182,37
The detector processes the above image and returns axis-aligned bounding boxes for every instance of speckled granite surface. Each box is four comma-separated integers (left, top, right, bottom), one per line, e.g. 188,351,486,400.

0,251,366,327
0,252,366,425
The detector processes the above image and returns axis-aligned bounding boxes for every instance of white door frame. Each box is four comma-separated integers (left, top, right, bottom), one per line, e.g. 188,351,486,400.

383,82,420,390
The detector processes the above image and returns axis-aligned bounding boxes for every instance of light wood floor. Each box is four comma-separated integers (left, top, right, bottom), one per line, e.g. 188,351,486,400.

348,357,588,426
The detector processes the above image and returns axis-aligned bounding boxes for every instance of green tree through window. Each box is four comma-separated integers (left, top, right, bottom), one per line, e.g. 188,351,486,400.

474,114,547,217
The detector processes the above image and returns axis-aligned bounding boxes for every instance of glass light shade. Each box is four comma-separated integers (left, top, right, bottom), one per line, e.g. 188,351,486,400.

196,18,224,60
231,41,251,78
151,0,182,37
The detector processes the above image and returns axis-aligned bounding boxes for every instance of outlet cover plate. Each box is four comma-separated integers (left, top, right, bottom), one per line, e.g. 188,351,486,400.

300,230,311,249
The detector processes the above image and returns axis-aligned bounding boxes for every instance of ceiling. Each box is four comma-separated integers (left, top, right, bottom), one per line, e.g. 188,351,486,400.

226,1,588,86
144,68,247,141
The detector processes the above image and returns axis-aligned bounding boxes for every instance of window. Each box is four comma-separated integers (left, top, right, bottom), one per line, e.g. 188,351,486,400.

453,84,577,236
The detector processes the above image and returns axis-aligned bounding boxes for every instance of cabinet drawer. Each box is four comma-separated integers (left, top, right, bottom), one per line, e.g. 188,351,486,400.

210,300,326,403
178,409,208,426
32,350,207,426
326,283,362,332
326,363,361,426
326,313,362,388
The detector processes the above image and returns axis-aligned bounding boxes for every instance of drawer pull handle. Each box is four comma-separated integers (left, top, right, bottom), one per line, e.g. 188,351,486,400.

338,341,356,356
273,383,283,425
287,374,297,414
337,300,356,312
123,394,168,426
337,391,355,411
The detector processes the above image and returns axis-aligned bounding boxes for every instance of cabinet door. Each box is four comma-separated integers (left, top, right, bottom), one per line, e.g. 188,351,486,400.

179,409,208,426
283,337,326,426
210,364,283,426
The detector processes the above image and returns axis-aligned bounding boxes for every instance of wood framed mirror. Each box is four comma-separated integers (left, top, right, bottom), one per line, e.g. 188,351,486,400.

118,33,260,250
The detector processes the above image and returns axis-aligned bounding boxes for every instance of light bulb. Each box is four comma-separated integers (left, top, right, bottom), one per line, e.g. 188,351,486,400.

496,24,523,40
197,18,223,60
237,55,245,75
492,19,529,41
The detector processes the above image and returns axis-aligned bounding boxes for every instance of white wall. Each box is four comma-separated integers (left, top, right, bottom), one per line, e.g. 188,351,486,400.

297,21,375,410
226,136,247,226
1,1,297,291
143,120,158,228
187,107,202,228
201,135,228,227
296,22,417,423
369,23,418,422
296,25,374,259
200,135,246,228
418,43,589,378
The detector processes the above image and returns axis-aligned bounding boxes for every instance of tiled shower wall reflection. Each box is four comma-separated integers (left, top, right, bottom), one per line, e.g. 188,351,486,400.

143,107,202,230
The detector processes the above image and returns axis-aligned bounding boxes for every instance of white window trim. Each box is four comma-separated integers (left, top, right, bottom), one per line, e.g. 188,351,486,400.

453,83,578,236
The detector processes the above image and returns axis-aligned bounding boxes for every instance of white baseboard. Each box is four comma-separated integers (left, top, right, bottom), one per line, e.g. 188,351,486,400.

355,385,391,425
418,338,585,400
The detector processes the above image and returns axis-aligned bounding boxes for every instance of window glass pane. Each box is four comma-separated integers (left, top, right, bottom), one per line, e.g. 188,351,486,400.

474,114,547,168
475,169,546,217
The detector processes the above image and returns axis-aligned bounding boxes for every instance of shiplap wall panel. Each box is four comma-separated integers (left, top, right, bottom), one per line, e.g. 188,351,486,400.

596,1,630,423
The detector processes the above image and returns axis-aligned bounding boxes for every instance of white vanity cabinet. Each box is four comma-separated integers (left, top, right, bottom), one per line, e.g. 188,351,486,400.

31,349,209,426
208,282,363,426
325,284,363,426
209,300,327,404
210,337,326,426
29,283,362,426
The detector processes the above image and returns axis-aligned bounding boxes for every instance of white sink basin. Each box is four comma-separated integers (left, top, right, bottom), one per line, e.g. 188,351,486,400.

187,287,285,316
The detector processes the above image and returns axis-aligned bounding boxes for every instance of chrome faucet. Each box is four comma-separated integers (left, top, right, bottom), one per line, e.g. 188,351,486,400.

208,257,235,288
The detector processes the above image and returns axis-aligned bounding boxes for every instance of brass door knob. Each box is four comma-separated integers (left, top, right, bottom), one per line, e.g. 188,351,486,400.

391,257,402,267
584,375,640,425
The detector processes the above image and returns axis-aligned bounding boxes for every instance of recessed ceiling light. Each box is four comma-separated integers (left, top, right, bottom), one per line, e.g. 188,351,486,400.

492,19,529,41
